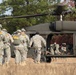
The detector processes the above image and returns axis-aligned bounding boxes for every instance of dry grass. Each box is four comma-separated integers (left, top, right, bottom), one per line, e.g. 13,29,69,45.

0,58,76,75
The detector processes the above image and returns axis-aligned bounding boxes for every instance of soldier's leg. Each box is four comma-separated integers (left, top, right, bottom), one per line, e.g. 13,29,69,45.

5,47,11,64
20,49,26,62
34,49,37,62
14,47,21,64
36,47,41,63
0,50,4,65
19,44,26,62
0,56,3,65
50,47,54,55
55,44,61,55
24,47,28,61
19,47,26,66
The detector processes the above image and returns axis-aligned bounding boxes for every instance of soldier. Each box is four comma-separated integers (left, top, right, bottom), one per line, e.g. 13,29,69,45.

54,43,61,55
50,44,55,55
12,30,26,66
50,42,61,55
2,28,13,65
61,43,67,52
29,32,46,64
0,24,5,65
21,28,29,61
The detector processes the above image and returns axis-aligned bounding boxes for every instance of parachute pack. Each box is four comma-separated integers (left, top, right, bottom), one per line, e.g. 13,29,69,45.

13,35,21,45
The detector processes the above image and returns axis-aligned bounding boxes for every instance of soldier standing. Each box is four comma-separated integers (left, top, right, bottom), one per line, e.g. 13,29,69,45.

2,29,14,65
29,32,46,63
0,24,5,65
21,28,29,61
13,30,26,66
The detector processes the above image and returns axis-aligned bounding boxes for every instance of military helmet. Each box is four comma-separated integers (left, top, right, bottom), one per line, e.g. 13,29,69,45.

2,28,7,32
62,43,66,46
62,43,66,45
21,28,26,32
13,31,17,34
17,29,21,33
54,42,56,45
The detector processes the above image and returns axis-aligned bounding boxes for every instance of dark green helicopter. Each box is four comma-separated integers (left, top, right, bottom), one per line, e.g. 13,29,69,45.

0,5,76,62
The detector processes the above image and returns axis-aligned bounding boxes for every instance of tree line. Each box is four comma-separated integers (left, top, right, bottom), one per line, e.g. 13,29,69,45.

0,0,76,33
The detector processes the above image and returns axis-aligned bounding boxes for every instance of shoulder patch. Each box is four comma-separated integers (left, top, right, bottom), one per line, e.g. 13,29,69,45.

0,31,2,34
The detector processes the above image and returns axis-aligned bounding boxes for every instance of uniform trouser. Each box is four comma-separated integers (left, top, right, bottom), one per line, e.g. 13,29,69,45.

14,44,26,64
24,46,28,61
55,44,60,54
50,47,54,55
0,41,4,64
4,47,11,63
0,49,4,64
34,47,41,62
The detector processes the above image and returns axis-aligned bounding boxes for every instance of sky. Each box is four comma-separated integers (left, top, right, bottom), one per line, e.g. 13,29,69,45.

0,0,2,3
0,0,64,15
0,0,12,15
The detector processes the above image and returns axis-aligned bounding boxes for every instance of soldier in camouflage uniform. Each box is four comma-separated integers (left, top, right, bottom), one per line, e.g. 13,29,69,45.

13,30,26,66
61,43,67,52
50,42,61,55
29,32,46,64
21,28,29,61
0,24,5,65
2,29,13,65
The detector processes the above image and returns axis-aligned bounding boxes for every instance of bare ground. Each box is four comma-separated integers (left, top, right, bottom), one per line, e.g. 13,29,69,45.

0,58,76,75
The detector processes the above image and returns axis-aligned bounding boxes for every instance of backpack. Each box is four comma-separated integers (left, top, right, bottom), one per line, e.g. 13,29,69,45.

13,35,21,45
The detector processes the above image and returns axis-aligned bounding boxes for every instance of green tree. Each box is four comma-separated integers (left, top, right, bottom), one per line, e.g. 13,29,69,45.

0,0,58,33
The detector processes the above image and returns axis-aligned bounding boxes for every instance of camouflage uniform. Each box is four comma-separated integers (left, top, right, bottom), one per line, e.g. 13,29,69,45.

61,43,67,52
0,25,5,65
50,42,61,55
21,28,29,61
13,30,26,65
50,44,55,55
3,29,13,64
29,32,46,63
54,43,61,54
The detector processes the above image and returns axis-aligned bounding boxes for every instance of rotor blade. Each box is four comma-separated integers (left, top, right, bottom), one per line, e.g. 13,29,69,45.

0,13,50,19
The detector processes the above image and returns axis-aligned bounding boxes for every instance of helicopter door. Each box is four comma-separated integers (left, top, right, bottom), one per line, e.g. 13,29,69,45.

47,34,53,51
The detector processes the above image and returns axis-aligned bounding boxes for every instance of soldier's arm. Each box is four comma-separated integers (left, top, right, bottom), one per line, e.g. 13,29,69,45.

9,34,14,43
29,38,33,47
26,35,30,43
41,36,46,47
2,31,6,42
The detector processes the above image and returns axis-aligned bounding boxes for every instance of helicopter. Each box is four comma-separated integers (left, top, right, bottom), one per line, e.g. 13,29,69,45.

0,4,76,62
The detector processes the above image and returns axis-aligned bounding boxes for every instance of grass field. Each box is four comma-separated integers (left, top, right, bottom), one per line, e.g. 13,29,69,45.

0,58,76,75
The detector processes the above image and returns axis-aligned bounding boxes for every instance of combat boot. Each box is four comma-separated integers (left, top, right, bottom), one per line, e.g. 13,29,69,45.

0,63,2,66
20,61,26,66
4,62,9,66
34,60,40,64
37,61,40,64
